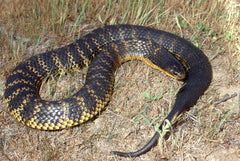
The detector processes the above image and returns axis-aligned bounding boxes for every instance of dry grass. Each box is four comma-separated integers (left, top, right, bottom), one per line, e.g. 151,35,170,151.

0,0,239,160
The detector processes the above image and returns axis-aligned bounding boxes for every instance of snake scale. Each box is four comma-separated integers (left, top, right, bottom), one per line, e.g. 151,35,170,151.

4,25,212,157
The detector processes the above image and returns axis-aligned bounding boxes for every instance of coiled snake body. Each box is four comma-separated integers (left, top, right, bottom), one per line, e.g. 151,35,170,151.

4,25,212,157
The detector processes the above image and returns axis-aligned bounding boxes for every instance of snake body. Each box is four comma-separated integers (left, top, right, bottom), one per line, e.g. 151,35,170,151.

4,25,212,157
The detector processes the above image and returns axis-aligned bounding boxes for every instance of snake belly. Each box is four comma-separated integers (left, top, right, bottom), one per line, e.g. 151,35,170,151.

4,25,212,157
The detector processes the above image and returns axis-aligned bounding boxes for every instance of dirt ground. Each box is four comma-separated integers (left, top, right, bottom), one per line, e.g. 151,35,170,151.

0,0,239,161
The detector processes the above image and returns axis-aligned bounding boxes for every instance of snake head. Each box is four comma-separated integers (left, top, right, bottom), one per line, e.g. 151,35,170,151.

165,62,186,80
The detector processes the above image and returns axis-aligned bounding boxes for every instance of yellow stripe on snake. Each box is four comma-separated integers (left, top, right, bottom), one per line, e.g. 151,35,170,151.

4,25,212,157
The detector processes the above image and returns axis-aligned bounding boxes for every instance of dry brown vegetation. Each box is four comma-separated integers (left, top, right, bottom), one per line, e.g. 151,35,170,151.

0,0,239,160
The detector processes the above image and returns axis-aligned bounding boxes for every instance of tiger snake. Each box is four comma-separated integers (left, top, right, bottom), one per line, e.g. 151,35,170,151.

4,25,212,157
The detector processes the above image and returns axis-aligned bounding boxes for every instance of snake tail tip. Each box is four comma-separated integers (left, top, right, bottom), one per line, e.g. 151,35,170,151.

110,132,160,157
110,151,136,157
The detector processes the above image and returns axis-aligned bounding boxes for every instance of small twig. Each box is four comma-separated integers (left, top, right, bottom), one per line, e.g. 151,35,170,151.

214,92,237,105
